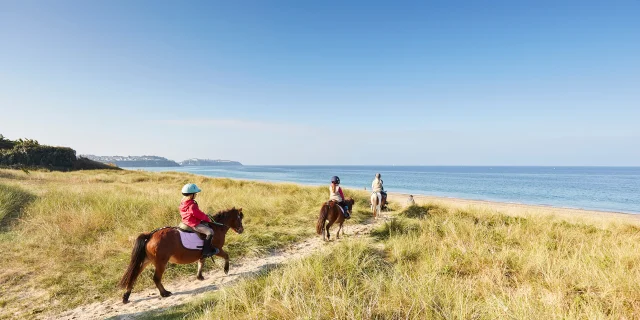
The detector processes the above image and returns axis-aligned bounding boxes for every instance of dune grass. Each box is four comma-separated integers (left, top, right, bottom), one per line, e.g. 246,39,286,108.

0,169,370,318
154,204,640,319
0,183,36,228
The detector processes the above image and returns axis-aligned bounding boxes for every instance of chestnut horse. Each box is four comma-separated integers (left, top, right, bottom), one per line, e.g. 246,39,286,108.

316,198,355,241
118,208,244,304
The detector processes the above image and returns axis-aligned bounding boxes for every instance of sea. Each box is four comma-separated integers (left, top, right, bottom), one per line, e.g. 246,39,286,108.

126,166,640,214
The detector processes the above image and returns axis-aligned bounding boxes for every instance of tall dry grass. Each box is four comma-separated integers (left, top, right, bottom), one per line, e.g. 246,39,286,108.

0,169,369,317
156,204,640,319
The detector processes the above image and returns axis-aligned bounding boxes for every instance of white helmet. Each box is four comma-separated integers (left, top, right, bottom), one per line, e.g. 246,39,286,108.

181,183,201,194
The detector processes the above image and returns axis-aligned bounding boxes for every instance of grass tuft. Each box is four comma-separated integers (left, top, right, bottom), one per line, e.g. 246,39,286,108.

0,183,36,229
400,202,447,218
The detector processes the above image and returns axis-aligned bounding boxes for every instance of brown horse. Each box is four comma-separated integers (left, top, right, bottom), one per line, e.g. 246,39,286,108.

118,208,244,304
316,198,355,241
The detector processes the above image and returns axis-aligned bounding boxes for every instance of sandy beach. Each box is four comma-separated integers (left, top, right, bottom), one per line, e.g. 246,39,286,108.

386,192,640,226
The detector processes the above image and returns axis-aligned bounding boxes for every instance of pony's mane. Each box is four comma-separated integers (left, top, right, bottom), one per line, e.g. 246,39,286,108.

212,207,238,222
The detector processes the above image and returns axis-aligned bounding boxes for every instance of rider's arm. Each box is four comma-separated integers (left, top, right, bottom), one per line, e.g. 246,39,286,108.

338,187,345,200
191,202,211,223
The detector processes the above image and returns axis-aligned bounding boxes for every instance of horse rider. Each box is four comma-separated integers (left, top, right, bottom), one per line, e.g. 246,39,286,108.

329,176,350,219
372,173,387,207
179,183,218,258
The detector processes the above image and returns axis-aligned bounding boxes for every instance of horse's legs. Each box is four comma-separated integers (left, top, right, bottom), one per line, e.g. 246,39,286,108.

322,220,327,241
336,222,343,239
122,259,150,304
196,258,206,280
152,260,172,297
326,217,335,241
216,249,230,275
371,196,377,219
371,195,379,219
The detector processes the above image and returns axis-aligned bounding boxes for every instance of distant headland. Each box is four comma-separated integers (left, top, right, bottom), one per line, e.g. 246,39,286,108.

81,155,180,167
81,155,242,167
180,158,242,166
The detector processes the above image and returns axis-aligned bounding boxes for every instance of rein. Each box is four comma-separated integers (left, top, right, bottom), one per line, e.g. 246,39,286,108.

208,215,240,233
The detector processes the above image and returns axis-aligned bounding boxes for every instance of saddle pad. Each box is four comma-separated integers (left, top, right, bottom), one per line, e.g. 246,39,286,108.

328,201,345,213
178,229,203,250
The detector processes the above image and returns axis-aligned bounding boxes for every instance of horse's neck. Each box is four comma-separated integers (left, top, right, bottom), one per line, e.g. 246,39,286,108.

212,217,231,232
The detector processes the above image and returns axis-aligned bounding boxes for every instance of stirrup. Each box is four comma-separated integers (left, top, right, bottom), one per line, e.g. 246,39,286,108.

202,248,219,258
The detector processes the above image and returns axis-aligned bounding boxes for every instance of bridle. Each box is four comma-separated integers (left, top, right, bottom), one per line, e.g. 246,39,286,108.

208,215,244,233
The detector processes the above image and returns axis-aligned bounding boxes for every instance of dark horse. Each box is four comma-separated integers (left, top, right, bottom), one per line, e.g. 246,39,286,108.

118,208,244,304
316,198,355,241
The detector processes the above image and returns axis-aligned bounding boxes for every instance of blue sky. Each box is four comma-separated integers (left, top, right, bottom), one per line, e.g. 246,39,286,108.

1,1,639,165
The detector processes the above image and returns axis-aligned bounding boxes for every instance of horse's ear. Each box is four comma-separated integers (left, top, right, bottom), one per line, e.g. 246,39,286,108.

238,208,243,212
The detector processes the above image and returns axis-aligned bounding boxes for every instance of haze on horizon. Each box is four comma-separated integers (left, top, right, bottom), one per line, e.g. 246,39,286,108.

1,1,639,166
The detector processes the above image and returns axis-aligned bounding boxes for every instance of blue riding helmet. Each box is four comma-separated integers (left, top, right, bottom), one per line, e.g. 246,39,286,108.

331,176,340,184
181,183,202,194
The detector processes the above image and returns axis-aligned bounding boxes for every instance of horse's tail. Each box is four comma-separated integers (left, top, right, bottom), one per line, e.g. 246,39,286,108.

118,232,151,289
316,204,328,235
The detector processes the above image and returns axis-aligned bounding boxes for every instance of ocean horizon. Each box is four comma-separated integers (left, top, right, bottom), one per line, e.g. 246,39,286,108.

126,165,640,214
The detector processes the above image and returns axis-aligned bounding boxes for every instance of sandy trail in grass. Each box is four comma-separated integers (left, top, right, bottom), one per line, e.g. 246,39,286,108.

50,214,389,320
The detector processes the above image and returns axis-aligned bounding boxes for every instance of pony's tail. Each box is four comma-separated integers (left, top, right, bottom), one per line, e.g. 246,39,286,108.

316,204,328,235
118,233,150,289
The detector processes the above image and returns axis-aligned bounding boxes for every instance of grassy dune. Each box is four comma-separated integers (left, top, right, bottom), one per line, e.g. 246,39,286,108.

156,204,640,319
0,169,369,317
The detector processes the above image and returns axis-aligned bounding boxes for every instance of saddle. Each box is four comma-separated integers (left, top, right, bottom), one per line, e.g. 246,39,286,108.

177,222,206,240
326,200,348,215
176,223,220,254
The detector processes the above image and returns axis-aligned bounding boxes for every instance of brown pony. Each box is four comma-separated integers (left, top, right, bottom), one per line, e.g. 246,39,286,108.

316,198,355,241
118,207,244,304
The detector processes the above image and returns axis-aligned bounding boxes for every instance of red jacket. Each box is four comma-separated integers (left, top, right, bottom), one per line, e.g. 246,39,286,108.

179,199,211,228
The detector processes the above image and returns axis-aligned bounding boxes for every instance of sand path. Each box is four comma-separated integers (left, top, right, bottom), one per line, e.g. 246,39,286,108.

50,214,390,320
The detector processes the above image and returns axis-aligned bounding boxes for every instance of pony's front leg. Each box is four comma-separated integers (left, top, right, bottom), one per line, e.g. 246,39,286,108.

336,223,343,239
216,249,230,275
196,258,206,280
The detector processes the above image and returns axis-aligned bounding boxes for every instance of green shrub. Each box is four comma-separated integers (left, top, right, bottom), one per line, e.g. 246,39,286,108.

0,135,119,171
0,143,76,169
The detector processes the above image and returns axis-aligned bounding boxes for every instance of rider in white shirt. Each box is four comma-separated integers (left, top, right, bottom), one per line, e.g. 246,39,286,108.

371,173,387,207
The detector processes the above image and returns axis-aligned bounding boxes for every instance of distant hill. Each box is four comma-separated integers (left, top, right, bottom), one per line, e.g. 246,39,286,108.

0,135,118,171
82,155,180,167
180,158,243,166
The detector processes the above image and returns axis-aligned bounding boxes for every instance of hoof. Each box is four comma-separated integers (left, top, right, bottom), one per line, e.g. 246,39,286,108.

160,291,172,298
197,275,204,281
122,292,131,304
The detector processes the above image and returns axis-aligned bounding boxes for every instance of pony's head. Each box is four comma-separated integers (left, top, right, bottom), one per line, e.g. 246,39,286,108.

345,197,355,215
211,207,245,234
